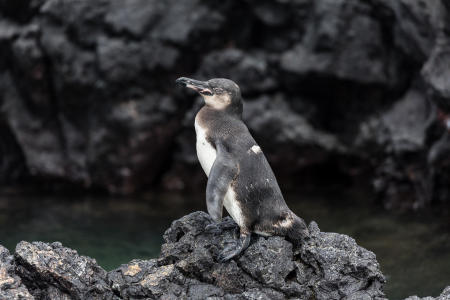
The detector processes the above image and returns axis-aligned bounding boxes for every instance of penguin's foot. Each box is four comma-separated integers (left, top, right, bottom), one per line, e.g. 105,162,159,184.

217,233,251,262
205,218,239,235
204,223,222,235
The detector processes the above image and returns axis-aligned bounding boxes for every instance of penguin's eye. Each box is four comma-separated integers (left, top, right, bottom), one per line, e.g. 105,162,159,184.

213,88,224,94
199,89,213,96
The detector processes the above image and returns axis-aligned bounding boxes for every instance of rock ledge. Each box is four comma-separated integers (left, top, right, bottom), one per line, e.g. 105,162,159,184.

0,211,448,299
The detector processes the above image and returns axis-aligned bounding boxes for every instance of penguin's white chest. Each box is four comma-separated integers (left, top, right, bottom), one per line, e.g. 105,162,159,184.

194,119,217,176
194,118,244,227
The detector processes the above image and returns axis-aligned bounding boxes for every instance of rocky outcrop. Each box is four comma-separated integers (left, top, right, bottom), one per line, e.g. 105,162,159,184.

1,211,450,299
0,245,33,300
0,0,449,208
14,241,114,299
0,211,388,299
137,212,386,299
370,0,450,209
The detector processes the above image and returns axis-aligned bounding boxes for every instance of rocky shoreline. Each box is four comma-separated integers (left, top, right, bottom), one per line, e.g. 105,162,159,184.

0,0,449,210
0,211,448,300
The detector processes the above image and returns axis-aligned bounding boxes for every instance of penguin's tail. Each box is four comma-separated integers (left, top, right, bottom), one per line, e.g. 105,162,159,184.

284,211,310,247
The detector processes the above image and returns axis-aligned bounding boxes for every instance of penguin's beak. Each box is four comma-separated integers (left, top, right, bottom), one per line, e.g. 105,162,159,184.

176,77,213,96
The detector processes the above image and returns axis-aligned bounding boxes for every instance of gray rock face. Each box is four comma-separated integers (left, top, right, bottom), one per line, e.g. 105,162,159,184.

118,211,387,300
280,1,397,87
1,211,449,299
391,0,442,63
0,245,34,300
14,241,114,299
354,87,434,209
0,0,187,194
422,11,450,112
197,48,278,95
0,0,449,208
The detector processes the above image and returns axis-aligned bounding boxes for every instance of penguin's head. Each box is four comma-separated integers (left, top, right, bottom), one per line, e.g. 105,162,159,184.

176,77,242,114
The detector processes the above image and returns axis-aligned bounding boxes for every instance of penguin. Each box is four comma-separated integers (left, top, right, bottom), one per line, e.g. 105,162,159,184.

176,77,310,262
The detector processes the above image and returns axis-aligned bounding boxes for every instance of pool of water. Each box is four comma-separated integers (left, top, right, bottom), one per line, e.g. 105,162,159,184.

0,187,449,299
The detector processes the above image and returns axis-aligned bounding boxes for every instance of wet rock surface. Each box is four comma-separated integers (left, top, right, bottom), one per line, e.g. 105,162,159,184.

1,211,450,299
0,0,449,208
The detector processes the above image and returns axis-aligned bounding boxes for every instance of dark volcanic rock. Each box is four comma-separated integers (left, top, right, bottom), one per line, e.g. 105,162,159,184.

0,117,27,183
244,94,344,152
104,212,390,299
104,0,163,38
0,245,33,300
355,87,435,209
2,212,450,299
108,259,188,299
420,1,450,207
390,0,443,64
9,212,383,299
197,49,278,95
243,94,347,183
422,4,450,113
14,241,114,299
0,0,449,208
279,0,402,88
0,0,189,193
136,211,386,300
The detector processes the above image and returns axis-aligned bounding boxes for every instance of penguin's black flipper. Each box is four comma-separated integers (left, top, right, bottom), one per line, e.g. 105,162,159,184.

206,142,238,223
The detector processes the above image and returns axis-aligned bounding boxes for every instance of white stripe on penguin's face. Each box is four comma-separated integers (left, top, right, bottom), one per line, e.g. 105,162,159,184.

202,93,231,110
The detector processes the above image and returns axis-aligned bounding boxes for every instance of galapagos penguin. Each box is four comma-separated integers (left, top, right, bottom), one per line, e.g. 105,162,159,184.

176,77,310,262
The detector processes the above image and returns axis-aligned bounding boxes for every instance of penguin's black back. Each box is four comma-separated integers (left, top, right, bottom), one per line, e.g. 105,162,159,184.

197,107,290,230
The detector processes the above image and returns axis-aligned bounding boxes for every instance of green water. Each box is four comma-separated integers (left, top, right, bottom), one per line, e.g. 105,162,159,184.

0,187,449,300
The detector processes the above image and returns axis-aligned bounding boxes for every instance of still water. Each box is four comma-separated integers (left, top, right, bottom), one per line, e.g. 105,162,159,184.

0,187,449,300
